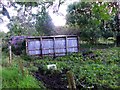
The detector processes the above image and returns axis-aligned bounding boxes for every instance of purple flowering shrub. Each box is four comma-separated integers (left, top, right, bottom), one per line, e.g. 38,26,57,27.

10,36,26,55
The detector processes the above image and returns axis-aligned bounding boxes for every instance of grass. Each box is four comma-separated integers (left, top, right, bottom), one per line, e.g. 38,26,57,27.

1,52,46,89
0,39,2,89
80,38,115,51
0,65,2,90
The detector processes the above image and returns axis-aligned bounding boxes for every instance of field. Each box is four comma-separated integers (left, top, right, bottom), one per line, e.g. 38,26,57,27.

1,42,120,89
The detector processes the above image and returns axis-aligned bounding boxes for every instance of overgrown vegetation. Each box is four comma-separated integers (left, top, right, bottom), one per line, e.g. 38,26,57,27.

1,1,120,89
29,47,120,89
1,35,120,89
1,39,120,89
66,2,120,45
1,53,46,89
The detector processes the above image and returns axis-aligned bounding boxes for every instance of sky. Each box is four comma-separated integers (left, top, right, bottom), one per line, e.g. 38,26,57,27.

49,0,80,26
0,0,80,33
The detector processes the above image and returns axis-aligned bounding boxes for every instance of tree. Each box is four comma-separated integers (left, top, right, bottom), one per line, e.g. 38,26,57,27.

0,31,6,38
35,6,55,35
0,0,66,36
66,2,117,44
99,2,120,46
8,16,38,36
1,0,66,55
15,0,66,36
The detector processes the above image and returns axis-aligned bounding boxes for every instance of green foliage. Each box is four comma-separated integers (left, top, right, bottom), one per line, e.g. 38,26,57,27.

2,41,119,89
2,41,9,54
2,67,22,88
9,24,23,36
33,48,120,89
8,23,35,36
0,31,6,38
16,0,55,6
16,2,38,7
35,6,55,35
2,66,42,88
66,2,117,43
17,75,43,88
20,54,32,61
2,54,46,89
11,40,26,55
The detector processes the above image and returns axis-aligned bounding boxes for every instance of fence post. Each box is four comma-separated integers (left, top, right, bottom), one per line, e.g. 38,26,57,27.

66,71,76,90
65,36,68,55
53,37,56,58
9,45,12,64
25,38,28,55
40,37,43,58
77,36,80,52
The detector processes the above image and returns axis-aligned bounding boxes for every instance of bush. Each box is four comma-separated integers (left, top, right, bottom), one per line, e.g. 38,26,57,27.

11,40,26,55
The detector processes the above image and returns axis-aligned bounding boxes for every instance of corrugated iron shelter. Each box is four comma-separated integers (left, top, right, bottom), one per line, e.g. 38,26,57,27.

26,35,79,57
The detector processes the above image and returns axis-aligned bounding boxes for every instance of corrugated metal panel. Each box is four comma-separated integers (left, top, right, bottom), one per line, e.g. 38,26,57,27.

67,37,78,53
26,35,79,57
55,38,66,56
28,39,41,55
42,39,54,56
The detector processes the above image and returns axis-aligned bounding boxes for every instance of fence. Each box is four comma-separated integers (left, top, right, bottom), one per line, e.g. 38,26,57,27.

26,35,79,57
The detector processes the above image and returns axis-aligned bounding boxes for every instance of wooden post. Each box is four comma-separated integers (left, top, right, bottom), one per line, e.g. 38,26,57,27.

66,71,76,90
40,37,43,58
25,39,28,55
9,45,12,64
53,37,56,58
65,36,68,55
77,36,80,52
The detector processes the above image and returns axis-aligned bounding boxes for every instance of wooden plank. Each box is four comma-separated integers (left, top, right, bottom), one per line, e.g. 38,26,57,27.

27,47,78,51
77,36,80,52
9,45,12,64
65,36,68,55
40,37,43,57
25,39,28,55
26,35,77,39
53,37,56,58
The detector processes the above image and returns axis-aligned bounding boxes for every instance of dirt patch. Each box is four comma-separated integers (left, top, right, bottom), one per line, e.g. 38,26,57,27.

33,70,68,90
